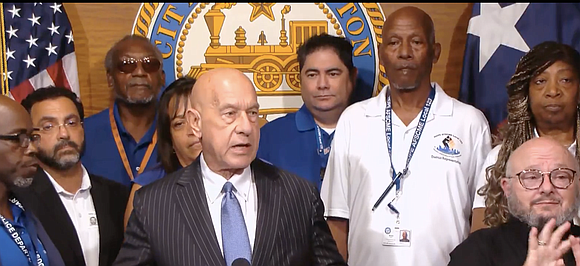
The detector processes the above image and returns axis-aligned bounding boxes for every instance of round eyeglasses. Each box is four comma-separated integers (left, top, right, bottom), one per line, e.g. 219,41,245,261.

512,167,577,190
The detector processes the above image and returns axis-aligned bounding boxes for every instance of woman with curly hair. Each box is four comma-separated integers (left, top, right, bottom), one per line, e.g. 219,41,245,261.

471,41,580,231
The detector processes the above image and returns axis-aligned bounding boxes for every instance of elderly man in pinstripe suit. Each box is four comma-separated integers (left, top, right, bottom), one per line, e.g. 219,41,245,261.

114,67,347,266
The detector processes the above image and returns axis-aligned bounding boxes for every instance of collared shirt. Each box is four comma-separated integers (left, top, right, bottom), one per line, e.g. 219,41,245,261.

257,104,334,190
45,165,99,266
0,198,50,266
81,102,158,187
449,216,580,265
200,152,258,253
320,83,492,266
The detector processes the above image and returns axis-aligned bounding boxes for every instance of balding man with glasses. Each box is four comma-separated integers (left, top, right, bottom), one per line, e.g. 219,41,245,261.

0,94,65,266
449,137,580,266
12,86,128,266
81,34,166,187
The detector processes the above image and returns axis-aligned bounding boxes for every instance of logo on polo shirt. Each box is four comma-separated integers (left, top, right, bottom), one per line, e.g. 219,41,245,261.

133,3,386,127
433,133,463,158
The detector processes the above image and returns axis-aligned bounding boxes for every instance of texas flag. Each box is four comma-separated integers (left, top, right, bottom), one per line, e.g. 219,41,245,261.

459,3,580,137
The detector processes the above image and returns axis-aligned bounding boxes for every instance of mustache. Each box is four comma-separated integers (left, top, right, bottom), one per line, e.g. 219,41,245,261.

54,140,80,153
396,63,417,70
127,79,152,89
531,196,562,205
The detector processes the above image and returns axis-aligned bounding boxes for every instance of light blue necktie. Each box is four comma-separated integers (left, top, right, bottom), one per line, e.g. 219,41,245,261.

221,181,252,266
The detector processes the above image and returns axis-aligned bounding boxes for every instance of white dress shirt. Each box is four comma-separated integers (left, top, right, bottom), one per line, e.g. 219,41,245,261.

45,166,100,266
200,152,258,254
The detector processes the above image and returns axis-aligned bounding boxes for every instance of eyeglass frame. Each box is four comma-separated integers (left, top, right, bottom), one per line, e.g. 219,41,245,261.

35,120,83,134
0,130,41,148
116,56,162,74
510,167,578,190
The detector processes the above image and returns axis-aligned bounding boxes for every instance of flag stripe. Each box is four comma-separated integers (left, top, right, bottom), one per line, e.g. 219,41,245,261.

46,59,71,91
10,80,34,102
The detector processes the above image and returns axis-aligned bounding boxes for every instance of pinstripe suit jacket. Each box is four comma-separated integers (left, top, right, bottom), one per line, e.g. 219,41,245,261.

113,157,347,266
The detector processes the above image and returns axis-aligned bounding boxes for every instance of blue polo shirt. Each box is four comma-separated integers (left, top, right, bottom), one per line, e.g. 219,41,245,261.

81,102,158,187
257,105,334,190
0,200,50,266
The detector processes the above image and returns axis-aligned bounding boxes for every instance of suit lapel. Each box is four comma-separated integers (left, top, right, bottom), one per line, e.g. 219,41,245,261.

31,169,86,265
175,158,225,266
251,159,281,266
90,176,111,266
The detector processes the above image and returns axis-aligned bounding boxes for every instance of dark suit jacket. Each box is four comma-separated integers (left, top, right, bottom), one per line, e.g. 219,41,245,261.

12,167,129,266
114,157,347,266
0,196,66,266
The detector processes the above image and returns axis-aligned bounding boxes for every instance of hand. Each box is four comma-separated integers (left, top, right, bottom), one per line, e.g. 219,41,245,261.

523,218,572,266
569,233,580,266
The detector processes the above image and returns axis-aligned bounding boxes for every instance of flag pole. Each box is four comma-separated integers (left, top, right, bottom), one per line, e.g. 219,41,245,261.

0,3,8,97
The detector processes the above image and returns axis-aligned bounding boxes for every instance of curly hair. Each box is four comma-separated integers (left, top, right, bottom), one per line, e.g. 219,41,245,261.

478,41,580,227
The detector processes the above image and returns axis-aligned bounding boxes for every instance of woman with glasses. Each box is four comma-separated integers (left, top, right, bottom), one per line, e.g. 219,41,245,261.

123,77,202,228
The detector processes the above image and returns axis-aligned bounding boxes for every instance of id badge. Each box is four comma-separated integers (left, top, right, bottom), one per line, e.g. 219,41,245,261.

88,212,98,227
382,224,411,247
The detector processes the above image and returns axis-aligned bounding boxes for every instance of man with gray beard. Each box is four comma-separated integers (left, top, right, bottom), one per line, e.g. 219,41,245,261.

449,137,580,266
81,34,166,187
0,95,65,266
13,86,129,266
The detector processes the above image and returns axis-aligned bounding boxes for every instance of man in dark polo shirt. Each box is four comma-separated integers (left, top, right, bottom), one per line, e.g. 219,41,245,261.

81,34,165,187
257,33,359,190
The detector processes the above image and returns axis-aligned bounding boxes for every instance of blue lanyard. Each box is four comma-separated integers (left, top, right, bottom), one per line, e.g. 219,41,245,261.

0,198,45,266
385,86,435,192
315,125,333,165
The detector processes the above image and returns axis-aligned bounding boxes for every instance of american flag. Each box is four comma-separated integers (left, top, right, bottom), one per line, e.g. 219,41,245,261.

2,2,79,102
458,3,580,137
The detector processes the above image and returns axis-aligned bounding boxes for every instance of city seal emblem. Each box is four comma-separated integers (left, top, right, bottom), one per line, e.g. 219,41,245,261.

133,3,386,126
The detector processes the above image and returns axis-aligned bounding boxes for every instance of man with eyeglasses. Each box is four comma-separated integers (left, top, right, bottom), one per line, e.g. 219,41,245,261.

12,86,129,266
0,94,65,266
81,34,166,187
449,137,580,266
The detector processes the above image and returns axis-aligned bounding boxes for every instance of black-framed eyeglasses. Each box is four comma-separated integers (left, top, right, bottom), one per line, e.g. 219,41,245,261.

0,131,41,148
512,167,577,190
117,56,161,73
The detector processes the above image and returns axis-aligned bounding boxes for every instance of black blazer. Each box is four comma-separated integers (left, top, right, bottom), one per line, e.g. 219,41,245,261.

13,167,129,266
114,156,347,266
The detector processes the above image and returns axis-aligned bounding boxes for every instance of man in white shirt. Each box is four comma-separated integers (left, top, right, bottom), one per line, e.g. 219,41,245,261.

320,6,492,265
471,41,580,231
114,67,346,266
14,86,129,266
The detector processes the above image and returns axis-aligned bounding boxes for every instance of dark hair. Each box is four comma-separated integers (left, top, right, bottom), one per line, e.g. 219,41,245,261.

21,86,84,120
157,77,196,173
104,34,163,73
297,33,356,80
479,41,580,227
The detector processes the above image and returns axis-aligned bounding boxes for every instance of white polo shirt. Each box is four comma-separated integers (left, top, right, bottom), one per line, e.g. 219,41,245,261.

472,130,578,221
46,166,100,266
320,83,492,266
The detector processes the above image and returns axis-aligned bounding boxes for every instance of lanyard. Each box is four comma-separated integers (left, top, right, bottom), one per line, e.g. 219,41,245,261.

0,198,44,266
109,104,157,181
315,125,333,162
385,86,435,192
316,125,334,181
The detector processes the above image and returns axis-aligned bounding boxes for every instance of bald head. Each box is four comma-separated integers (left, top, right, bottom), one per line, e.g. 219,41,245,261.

0,95,32,130
383,6,436,45
190,68,256,111
506,137,578,177
187,68,260,177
